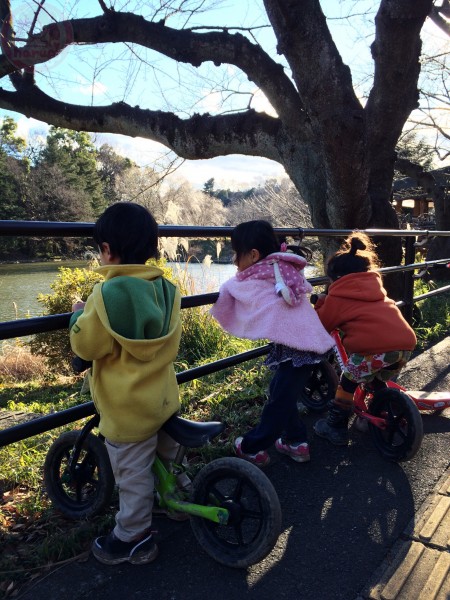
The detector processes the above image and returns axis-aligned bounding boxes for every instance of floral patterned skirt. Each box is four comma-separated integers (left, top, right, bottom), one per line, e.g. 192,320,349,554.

343,350,412,383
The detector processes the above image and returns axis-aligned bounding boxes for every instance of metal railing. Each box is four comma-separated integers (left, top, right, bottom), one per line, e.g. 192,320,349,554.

1,220,449,447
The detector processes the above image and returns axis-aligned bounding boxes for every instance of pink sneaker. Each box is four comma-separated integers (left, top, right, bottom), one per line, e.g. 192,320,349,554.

234,437,270,467
275,439,310,463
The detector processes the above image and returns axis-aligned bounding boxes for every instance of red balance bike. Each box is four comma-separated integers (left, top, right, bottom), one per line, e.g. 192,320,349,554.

301,330,450,462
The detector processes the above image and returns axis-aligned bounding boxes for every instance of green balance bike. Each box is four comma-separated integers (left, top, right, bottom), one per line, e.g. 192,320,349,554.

44,412,282,568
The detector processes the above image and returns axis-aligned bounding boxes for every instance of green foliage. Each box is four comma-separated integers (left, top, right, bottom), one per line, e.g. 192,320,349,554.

203,177,215,195
97,143,134,205
0,116,26,158
413,279,450,351
29,266,104,372
40,127,107,217
395,132,434,174
178,306,253,366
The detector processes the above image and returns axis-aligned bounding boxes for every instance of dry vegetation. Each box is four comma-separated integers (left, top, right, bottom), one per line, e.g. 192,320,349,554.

0,342,48,383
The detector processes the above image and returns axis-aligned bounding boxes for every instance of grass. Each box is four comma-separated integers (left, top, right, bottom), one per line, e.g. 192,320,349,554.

0,274,448,596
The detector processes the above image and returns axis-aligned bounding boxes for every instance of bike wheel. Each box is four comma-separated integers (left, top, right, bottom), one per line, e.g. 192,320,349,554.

368,388,424,462
44,430,115,519
300,360,339,412
190,457,282,568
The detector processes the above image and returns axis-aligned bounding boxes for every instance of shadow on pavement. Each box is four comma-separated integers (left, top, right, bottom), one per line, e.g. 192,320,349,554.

18,422,418,600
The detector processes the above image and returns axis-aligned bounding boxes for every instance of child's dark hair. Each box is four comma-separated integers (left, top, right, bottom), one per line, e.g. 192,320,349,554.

231,220,312,262
326,232,381,281
94,202,159,264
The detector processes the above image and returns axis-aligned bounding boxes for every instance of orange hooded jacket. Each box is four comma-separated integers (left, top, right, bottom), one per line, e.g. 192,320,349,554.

314,271,416,355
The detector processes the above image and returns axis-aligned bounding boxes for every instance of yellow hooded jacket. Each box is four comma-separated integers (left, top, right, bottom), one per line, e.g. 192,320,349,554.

69,264,181,443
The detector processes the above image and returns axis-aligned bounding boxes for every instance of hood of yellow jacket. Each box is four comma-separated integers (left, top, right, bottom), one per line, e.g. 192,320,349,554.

92,264,180,362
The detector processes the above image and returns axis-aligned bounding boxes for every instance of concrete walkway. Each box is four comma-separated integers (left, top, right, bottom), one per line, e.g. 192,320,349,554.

362,336,450,600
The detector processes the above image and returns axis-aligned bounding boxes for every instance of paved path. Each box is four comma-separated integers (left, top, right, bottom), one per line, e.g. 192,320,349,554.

13,337,450,600
363,336,450,600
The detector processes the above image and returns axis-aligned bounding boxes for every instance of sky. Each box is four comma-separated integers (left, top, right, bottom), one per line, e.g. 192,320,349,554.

1,1,448,189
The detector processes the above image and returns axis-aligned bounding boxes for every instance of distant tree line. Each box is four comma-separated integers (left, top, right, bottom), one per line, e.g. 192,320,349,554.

0,117,435,264
0,117,312,262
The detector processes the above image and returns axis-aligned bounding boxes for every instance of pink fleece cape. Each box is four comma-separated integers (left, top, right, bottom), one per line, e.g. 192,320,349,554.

210,276,334,354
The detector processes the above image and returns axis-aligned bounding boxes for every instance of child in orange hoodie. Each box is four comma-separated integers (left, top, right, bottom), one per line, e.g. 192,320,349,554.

313,232,416,446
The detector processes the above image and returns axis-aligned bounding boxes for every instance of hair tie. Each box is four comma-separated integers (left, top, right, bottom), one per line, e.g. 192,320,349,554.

280,242,288,252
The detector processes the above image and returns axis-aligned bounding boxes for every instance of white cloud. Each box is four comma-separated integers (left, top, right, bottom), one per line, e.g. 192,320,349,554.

251,88,277,117
76,77,107,97
173,155,286,190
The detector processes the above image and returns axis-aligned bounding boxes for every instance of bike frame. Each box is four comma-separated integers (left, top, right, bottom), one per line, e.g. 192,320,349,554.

152,456,229,524
330,330,450,418
69,415,229,525
330,330,389,430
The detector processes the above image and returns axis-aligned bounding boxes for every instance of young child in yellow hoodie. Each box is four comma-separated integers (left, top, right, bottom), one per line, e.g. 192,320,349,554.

70,202,183,566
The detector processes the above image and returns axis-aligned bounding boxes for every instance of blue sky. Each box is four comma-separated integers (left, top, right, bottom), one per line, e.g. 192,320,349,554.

1,1,446,189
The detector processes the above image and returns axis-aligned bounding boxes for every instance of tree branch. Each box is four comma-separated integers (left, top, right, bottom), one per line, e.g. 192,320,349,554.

0,11,305,129
0,83,284,161
263,0,370,227
366,0,433,149
365,0,433,215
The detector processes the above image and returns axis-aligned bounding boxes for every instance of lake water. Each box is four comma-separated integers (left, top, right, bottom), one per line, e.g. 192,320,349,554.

0,261,238,323
0,260,314,324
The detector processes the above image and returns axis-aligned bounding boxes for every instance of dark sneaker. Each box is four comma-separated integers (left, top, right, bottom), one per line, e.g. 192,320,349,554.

92,531,158,565
313,418,349,446
275,439,310,463
234,437,270,467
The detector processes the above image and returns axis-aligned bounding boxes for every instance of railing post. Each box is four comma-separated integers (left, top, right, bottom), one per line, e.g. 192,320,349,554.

402,236,416,324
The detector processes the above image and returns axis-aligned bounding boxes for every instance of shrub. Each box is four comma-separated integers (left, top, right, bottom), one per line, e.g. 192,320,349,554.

178,306,252,366
29,266,104,373
413,279,450,351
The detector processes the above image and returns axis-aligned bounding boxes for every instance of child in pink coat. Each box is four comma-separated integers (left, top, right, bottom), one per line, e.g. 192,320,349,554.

211,220,334,466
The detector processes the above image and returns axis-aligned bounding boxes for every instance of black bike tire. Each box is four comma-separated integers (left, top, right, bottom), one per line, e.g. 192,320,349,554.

190,457,282,569
300,360,339,412
44,430,115,520
368,388,424,462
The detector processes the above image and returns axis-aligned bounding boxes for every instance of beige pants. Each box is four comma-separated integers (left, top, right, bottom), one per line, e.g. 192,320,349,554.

105,430,181,542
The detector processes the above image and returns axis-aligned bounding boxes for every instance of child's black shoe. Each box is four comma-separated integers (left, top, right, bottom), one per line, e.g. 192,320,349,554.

92,531,158,565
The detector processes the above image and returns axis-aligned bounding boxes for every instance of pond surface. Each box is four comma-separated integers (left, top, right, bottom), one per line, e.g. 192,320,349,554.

0,261,238,323
0,260,314,324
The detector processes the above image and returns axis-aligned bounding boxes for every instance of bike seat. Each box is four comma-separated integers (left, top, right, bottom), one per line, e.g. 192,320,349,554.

162,414,225,448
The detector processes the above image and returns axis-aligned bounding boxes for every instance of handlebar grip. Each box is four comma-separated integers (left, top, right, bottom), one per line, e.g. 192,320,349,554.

72,356,93,374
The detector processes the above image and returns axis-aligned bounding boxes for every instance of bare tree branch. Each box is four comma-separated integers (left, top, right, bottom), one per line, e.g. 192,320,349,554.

0,12,304,128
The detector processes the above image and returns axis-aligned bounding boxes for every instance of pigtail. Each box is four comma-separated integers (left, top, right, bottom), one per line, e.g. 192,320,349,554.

349,236,366,255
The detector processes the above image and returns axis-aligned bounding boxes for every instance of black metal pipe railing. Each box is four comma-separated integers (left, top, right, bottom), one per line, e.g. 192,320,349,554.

0,293,222,340
3,261,449,341
1,221,449,448
0,345,270,447
2,220,450,238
